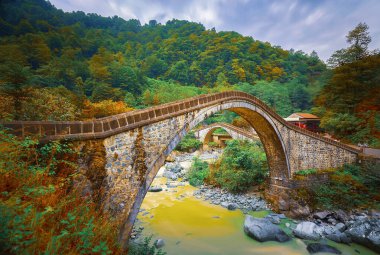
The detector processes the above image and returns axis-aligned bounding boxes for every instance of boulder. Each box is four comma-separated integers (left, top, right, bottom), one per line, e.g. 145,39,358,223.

266,215,281,224
333,210,349,223
313,211,330,220
335,222,346,232
165,162,183,173
278,198,289,211
221,202,229,208
345,218,380,253
243,216,290,243
293,221,321,240
163,171,178,180
306,243,341,254
289,200,311,218
148,186,163,192
326,232,351,244
154,239,165,249
227,203,238,210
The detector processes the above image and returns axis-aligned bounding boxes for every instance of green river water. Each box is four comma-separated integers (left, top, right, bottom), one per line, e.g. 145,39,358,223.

136,177,376,255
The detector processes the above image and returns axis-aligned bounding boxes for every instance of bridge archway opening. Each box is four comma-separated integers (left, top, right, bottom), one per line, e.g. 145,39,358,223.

201,126,233,149
123,101,291,246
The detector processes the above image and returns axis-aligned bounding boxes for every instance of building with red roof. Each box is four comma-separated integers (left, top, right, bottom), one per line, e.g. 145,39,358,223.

284,113,321,132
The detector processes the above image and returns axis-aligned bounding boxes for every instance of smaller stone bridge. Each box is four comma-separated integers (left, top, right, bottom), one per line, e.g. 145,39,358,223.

194,122,259,148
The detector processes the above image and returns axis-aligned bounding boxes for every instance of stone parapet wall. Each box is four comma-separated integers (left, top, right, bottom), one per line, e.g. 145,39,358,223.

0,91,360,155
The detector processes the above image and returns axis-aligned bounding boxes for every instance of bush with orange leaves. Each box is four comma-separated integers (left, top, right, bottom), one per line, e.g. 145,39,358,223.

0,128,123,254
81,100,133,119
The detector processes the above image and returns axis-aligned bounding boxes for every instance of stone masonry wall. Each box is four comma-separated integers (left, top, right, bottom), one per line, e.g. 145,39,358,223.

101,112,196,219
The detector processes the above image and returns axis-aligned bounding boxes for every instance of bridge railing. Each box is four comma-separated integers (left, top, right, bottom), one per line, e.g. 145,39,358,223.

197,122,259,140
0,91,360,153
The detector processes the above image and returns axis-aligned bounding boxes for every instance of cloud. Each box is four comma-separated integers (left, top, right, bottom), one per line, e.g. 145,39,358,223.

50,0,380,61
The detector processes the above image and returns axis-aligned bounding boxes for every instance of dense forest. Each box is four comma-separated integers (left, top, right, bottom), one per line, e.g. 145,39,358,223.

0,0,379,146
0,0,325,118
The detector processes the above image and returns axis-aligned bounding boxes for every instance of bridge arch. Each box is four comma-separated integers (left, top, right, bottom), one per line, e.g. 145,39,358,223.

195,122,259,149
120,100,294,246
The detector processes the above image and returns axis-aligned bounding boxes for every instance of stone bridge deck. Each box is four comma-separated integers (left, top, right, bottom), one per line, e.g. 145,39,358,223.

0,91,360,154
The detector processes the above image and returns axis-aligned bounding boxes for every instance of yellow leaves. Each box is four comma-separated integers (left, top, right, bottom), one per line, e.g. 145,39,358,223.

271,66,285,79
81,100,132,119
231,59,246,82
88,47,113,81
0,44,28,65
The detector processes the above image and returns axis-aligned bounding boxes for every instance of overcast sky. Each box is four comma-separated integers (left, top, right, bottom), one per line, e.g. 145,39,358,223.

50,0,380,61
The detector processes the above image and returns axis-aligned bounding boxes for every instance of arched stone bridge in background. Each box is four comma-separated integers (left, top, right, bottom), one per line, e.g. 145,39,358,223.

194,122,260,148
1,91,360,248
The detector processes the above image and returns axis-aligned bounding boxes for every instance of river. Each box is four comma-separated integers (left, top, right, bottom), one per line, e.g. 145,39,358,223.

135,155,377,255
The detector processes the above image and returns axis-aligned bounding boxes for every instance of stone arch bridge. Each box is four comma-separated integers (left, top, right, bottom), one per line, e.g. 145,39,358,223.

1,91,360,247
194,122,259,148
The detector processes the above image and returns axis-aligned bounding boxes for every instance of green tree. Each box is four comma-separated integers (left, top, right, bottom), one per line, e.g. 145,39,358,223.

328,22,375,67
213,140,268,193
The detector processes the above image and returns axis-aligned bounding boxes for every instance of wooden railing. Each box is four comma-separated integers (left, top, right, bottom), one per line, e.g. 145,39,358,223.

0,91,360,153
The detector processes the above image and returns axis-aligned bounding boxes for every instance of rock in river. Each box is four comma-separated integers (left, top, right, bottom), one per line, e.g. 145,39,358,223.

306,243,341,254
148,186,162,192
293,221,321,241
243,215,290,242
345,218,380,253
154,239,165,248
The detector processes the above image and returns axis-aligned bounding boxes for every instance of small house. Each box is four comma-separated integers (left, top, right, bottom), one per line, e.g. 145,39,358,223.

284,113,321,132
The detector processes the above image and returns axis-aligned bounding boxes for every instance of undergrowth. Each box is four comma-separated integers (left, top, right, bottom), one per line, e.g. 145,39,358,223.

306,163,380,210
128,236,166,255
188,157,210,187
0,128,123,254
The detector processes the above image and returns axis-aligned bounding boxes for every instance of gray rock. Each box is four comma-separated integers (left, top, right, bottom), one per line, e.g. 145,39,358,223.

290,201,311,218
306,243,341,254
335,222,346,232
267,215,281,224
313,211,330,220
328,218,337,225
227,203,238,210
345,218,380,253
333,210,349,223
154,239,165,249
326,232,351,244
148,186,162,192
165,163,183,173
243,216,290,243
221,202,229,208
278,198,289,211
163,171,178,180
293,221,321,240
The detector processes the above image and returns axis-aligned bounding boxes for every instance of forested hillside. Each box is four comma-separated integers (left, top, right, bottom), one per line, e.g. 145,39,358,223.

0,0,326,121
1,0,378,146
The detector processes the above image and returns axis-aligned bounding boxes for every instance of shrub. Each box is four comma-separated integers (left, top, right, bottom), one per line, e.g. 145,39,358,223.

0,128,122,254
175,132,202,152
212,128,228,135
212,140,268,193
188,157,210,186
208,141,219,148
128,235,166,255
310,163,380,210
295,168,317,176
81,99,132,119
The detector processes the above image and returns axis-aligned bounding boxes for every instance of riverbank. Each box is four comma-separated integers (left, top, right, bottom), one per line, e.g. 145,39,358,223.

130,151,379,254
